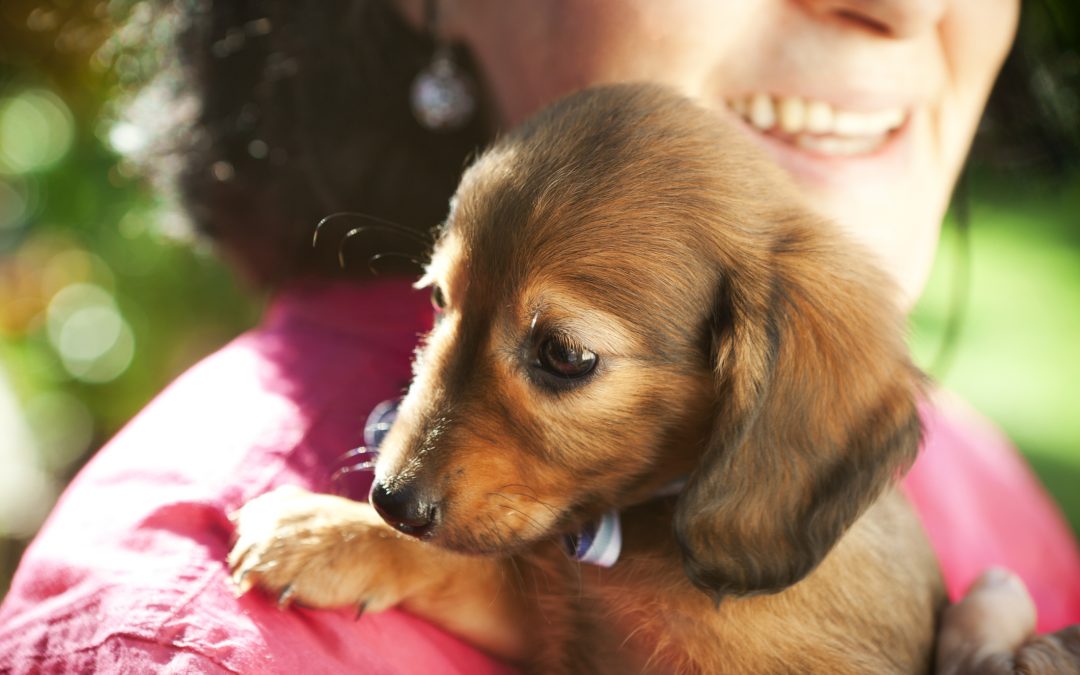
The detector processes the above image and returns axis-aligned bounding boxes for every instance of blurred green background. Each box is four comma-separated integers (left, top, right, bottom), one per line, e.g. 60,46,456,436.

0,1,262,597
0,1,1077,602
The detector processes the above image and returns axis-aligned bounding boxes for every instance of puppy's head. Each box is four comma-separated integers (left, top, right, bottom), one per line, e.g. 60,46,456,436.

372,84,922,598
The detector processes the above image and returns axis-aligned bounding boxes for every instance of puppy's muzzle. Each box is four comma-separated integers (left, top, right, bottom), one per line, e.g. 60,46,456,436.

369,480,438,538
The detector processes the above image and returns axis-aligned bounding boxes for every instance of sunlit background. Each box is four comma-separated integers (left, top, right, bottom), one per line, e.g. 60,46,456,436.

0,2,1078,600
0,1,259,595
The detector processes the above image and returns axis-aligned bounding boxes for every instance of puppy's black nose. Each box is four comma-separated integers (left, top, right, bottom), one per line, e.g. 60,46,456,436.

369,481,436,537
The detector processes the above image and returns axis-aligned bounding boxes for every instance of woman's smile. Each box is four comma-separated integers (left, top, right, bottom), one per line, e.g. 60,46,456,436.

719,91,916,190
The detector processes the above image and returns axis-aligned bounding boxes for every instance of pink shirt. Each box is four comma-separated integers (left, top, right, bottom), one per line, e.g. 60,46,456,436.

1,280,1077,673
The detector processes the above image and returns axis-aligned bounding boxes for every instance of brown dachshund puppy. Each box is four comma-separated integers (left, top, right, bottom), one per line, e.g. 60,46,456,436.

229,83,945,673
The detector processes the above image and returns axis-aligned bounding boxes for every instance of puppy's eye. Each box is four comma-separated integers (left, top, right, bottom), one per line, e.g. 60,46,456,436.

537,337,597,379
431,285,447,312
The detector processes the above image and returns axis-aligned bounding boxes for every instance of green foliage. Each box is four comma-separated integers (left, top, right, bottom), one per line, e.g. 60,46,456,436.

0,0,259,595
911,173,1080,536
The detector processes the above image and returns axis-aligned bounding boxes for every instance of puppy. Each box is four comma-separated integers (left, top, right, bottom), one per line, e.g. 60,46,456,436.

229,83,944,673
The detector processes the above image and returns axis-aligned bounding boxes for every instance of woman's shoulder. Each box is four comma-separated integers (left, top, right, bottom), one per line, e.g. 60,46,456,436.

64,279,431,498
903,388,1080,632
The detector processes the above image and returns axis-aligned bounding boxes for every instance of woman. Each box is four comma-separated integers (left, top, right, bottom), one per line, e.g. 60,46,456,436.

0,1,1077,672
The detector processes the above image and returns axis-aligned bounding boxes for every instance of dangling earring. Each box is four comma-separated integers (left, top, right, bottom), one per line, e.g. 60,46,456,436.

410,0,477,132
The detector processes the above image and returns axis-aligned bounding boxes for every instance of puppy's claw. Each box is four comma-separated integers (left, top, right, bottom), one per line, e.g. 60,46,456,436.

277,584,296,609
228,488,407,613
226,538,254,575
233,569,255,597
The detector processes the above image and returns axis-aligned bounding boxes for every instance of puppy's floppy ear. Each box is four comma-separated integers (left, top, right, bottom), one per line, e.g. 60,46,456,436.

673,221,924,599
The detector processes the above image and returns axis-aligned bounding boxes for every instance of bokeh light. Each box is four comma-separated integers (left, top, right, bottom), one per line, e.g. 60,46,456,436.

0,89,75,175
0,0,260,596
0,367,58,539
106,120,145,155
0,177,32,235
46,282,135,383
23,390,95,473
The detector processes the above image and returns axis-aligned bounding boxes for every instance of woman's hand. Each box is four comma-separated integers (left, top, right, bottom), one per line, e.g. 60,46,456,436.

937,568,1080,674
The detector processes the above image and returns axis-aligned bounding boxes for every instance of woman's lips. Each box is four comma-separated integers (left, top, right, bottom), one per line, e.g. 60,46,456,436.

724,92,915,187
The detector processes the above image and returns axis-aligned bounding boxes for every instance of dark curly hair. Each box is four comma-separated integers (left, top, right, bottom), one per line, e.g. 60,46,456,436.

134,0,489,286
972,0,1080,175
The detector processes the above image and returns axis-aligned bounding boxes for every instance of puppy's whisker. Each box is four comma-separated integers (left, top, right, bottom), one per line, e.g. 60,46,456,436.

341,224,430,247
314,212,431,248
314,213,431,270
619,620,652,653
483,513,503,551
489,493,547,537
366,252,426,276
497,486,561,520
328,464,377,483
329,446,379,485
506,555,527,599
338,228,415,270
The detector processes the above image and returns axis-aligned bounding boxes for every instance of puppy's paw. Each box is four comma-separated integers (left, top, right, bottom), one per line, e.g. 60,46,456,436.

228,485,420,614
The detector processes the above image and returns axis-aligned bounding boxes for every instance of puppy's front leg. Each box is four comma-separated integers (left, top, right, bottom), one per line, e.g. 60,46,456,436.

228,486,529,661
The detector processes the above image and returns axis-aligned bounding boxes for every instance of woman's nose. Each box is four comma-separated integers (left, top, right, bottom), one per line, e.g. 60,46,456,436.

797,0,947,39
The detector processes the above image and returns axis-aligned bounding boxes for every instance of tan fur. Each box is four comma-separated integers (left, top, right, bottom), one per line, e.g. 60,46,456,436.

229,84,946,673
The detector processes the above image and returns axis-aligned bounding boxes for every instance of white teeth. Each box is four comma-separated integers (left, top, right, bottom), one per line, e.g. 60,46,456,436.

804,99,833,134
876,108,906,130
832,110,872,136
796,134,884,156
777,96,805,134
749,92,776,130
727,93,906,153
